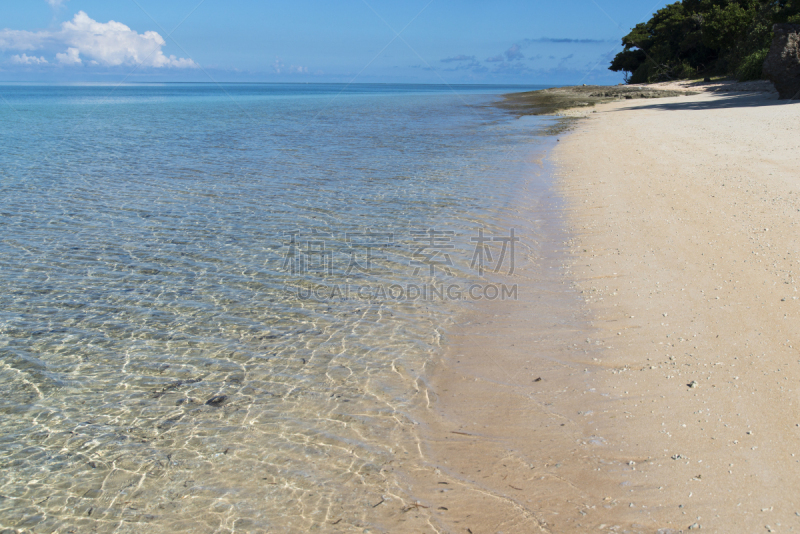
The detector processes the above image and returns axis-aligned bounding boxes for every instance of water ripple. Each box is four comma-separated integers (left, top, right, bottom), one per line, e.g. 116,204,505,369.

0,83,555,532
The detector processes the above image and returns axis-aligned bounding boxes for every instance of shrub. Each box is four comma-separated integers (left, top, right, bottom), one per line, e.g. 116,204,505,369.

736,48,769,80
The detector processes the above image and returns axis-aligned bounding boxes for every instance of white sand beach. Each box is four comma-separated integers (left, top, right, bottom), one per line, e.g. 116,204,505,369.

405,85,800,533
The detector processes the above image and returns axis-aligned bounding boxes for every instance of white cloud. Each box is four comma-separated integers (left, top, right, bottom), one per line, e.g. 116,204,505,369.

1,11,197,68
0,30,47,51
46,0,66,7
56,47,80,65
272,58,308,74
11,53,48,65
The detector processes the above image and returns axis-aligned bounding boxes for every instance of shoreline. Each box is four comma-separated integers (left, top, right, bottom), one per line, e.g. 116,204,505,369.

404,85,800,532
497,79,777,117
399,136,600,533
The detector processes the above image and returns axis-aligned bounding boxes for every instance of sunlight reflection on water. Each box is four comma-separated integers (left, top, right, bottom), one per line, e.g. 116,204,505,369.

0,83,557,532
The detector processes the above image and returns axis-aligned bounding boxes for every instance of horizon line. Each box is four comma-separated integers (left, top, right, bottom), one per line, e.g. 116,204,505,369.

0,81,561,86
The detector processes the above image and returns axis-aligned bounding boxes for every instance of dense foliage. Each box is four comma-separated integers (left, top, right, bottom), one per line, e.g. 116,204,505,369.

609,0,800,83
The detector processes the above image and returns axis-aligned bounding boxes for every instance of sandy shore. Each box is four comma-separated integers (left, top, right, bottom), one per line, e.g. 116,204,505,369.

402,86,800,533
552,86,800,532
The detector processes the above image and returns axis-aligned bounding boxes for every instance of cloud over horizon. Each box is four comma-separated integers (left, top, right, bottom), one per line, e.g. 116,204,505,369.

440,55,476,63
0,11,197,68
424,35,615,81
11,53,48,65
524,37,611,44
504,43,524,61
272,57,308,74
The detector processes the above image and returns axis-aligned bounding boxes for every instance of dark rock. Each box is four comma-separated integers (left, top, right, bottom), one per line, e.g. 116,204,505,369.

205,395,228,407
496,85,695,116
763,23,800,99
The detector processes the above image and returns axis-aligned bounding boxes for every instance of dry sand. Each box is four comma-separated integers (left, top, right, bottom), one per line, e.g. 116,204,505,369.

399,86,800,533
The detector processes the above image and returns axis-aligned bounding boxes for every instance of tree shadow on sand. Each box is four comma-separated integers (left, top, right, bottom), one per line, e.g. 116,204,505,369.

615,90,798,112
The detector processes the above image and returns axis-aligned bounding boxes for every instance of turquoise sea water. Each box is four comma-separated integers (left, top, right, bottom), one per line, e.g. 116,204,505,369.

0,83,558,532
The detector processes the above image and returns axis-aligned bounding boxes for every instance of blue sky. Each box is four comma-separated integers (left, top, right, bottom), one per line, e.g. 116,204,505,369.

0,0,671,84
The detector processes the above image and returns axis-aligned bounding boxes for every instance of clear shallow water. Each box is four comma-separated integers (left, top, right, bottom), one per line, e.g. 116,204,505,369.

0,83,558,532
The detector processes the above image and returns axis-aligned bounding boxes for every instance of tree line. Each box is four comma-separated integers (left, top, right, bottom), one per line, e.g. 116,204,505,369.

609,0,800,83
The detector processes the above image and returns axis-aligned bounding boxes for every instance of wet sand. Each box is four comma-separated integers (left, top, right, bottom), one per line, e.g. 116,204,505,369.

402,86,800,533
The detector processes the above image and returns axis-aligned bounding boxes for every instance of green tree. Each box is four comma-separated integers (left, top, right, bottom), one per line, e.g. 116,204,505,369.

610,0,800,83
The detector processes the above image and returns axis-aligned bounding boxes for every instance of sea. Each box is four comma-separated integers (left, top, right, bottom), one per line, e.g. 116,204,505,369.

0,83,564,533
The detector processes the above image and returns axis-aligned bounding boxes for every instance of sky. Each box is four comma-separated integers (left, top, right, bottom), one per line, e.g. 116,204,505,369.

0,0,672,85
